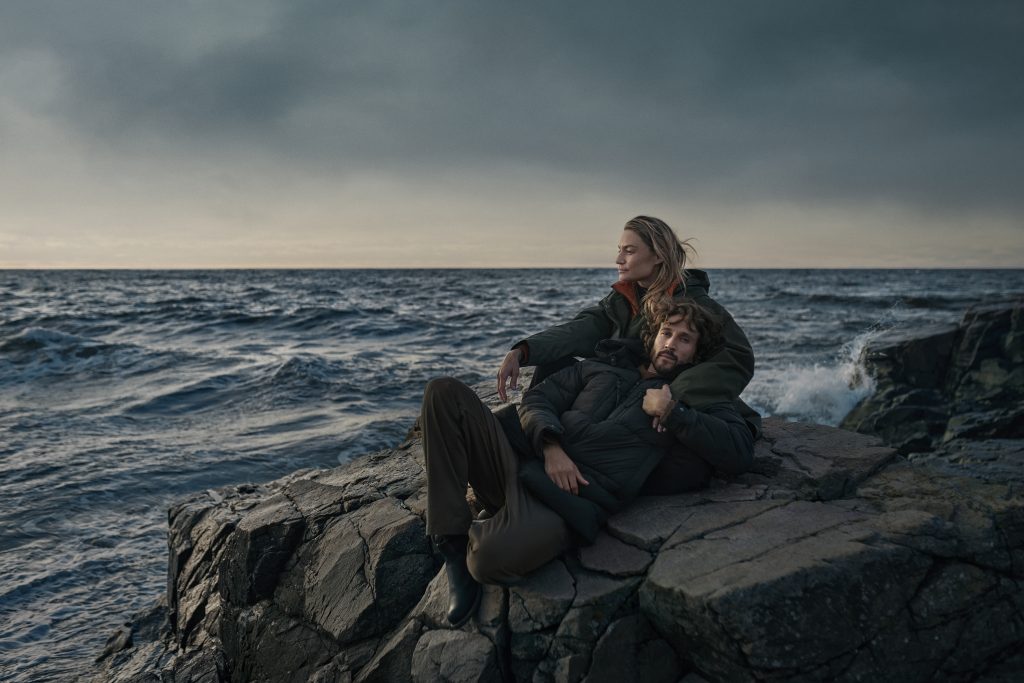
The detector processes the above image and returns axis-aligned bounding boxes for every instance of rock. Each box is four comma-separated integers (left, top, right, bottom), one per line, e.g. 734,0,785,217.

274,496,434,645
508,560,576,681
908,439,1024,491
584,614,681,683
741,418,896,499
860,322,960,390
93,373,1024,683
94,627,132,663
355,619,423,683
410,630,499,683
508,560,575,634
843,302,1024,453
577,532,652,577
642,501,922,681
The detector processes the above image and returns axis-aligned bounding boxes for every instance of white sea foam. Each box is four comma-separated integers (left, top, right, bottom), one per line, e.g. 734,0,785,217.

768,325,885,426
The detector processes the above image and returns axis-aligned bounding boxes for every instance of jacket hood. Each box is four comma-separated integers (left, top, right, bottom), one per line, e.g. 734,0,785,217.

593,338,648,368
683,268,711,296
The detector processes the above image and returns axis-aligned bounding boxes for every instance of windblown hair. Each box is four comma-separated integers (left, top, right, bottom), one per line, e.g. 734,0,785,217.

623,215,695,322
643,300,724,364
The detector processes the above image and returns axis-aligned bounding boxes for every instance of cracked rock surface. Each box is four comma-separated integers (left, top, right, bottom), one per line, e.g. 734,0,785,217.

92,375,1024,681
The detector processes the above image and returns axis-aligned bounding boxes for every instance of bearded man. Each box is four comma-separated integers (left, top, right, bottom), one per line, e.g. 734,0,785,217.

420,301,755,626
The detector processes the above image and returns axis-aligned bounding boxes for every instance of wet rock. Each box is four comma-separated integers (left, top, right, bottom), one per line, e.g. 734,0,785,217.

843,302,1024,452
95,627,132,663
860,322,960,390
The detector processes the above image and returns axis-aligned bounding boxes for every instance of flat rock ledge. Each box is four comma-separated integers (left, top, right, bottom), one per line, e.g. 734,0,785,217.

92,393,1024,682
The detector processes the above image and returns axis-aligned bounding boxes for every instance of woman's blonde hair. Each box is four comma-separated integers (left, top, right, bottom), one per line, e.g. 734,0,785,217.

623,215,694,321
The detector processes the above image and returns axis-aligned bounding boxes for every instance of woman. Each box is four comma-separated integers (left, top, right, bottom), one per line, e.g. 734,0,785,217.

496,215,760,443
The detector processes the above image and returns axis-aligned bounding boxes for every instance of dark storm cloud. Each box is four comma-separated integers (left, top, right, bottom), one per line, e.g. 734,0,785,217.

3,0,1022,214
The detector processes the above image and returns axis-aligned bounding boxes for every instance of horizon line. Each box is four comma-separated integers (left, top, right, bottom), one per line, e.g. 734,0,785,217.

3,265,1024,272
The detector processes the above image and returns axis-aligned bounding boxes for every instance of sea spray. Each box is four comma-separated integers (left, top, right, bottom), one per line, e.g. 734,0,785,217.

769,319,893,425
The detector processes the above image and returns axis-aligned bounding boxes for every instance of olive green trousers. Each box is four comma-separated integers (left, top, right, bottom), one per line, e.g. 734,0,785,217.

420,377,569,585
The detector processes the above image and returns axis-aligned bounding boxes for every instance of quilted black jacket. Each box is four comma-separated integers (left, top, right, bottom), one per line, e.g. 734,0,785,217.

504,338,754,542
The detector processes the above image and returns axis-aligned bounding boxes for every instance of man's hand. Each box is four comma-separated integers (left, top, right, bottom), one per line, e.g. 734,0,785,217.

543,442,589,495
642,385,676,432
496,349,523,402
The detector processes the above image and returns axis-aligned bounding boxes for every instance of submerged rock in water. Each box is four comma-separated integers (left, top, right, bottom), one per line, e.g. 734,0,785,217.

842,302,1024,453
92,379,1024,682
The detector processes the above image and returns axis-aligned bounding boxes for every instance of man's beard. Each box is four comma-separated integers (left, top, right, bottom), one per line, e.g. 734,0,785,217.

653,351,677,374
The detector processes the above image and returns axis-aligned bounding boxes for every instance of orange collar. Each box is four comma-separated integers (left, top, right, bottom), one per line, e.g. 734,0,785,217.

611,278,684,318
611,281,641,316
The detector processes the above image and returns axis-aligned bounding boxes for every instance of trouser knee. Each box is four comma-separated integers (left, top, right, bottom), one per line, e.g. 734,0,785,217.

466,535,517,585
467,522,568,586
423,376,474,409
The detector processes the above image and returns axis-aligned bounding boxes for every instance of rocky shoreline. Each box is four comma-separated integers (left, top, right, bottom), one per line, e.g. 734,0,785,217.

90,303,1024,682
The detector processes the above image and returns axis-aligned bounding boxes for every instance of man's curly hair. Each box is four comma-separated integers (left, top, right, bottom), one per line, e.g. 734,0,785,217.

642,300,724,364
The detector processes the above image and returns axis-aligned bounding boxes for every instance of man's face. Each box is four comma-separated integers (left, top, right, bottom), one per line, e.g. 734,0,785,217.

651,315,699,374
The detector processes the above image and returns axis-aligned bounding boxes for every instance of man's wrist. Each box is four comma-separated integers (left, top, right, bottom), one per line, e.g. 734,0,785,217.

660,399,678,420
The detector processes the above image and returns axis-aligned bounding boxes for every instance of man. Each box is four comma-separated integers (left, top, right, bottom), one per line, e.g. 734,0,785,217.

420,301,754,627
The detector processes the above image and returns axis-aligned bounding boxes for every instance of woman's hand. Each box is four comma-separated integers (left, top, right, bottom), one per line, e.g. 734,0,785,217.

543,443,589,495
642,385,676,432
496,348,523,402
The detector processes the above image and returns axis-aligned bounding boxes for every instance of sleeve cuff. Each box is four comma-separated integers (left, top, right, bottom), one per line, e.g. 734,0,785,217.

513,341,530,365
662,401,692,431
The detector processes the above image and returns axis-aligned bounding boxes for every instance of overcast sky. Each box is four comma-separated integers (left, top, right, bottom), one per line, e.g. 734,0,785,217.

1,1,1021,268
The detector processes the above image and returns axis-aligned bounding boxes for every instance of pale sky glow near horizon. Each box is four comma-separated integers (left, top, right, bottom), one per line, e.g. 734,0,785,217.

1,1,1022,269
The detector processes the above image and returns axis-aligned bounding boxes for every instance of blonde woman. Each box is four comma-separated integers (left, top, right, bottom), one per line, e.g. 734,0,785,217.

496,216,760,461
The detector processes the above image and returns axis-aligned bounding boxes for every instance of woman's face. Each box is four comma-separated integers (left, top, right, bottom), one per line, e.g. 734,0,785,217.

616,229,662,287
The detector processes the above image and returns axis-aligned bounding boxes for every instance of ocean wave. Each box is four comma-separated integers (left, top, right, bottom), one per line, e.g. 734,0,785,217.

0,327,206,388
274,306,364,331
761,289,997,311
123,372,257,416
271,355,341,386
0,327,128,378
757,327,879,425
153,305,401,335
0,327,97,353
121,355,367,417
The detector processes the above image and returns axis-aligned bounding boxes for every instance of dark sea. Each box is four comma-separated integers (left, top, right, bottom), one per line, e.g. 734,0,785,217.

2,268,1022,681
